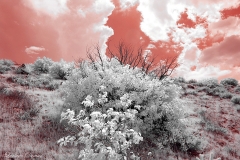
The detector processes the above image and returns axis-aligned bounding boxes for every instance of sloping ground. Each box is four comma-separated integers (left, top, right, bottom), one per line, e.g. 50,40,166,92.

180,83,240,160
0,69,81,160
0,66,240,159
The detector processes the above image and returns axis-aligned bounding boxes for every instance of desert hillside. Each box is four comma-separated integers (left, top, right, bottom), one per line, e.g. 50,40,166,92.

0,58,240,160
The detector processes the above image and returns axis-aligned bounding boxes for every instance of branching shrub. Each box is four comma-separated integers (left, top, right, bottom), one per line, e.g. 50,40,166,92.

59,58,201,157
231,96,240,104
49,59,74,80
220,78,238,86
33,57,54,73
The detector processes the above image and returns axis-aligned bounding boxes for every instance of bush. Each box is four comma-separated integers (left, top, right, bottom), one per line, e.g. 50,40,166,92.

207,87,227,96
220,78,238,86
0,65,11,74
174,77,185,83
199,78,219,88
234,86,240,93
33,57,54,73
58,58,201,158
231,96,240,104
188,79,197,83
219,92,232,99
49,59,74,80
0,59,14,66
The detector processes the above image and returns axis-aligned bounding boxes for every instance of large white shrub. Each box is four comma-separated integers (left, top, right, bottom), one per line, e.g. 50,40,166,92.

58,92,143,159
59,58,201,158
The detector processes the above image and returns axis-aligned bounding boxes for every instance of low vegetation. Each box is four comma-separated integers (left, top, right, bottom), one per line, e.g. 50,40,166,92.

0,44,240,159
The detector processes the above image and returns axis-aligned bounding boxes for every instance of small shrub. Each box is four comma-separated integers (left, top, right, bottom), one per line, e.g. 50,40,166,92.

174,77,185,83
0,65,11,74
188,79,197,83
234,86,240,93
219,92,232,99
199,78,219,88
231,96,240,104
207,87,227,96
33,57,54,73
220,78,238,86
0,59,14,66
49,59,74,80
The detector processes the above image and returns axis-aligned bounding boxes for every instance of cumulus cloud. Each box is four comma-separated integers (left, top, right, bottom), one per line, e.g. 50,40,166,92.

23,0,69,18
25,46,45,55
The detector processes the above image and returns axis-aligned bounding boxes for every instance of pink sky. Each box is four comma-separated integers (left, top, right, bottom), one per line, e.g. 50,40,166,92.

0,0,240,81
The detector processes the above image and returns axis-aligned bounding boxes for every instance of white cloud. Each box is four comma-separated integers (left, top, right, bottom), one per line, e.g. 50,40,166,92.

175,65,230,81
119,0,139,10
92,0,115,14
25,46,45,54
137,0,176,41
24,0,69,18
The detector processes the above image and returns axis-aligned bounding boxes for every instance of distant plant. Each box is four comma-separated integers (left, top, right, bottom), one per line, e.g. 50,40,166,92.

234,86,240,93
219,92,232,99
49,59,74,80
0,65,11,74
207,87,227,96
173,77,186,83
199,78,219,88
220,78,238,86
188,79,197,83
0,59,14,73
33,57,54,73
231,96,240,104
0,59,14,66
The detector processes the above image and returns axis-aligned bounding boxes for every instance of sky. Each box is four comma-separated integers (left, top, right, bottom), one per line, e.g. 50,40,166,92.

0,0,240,81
